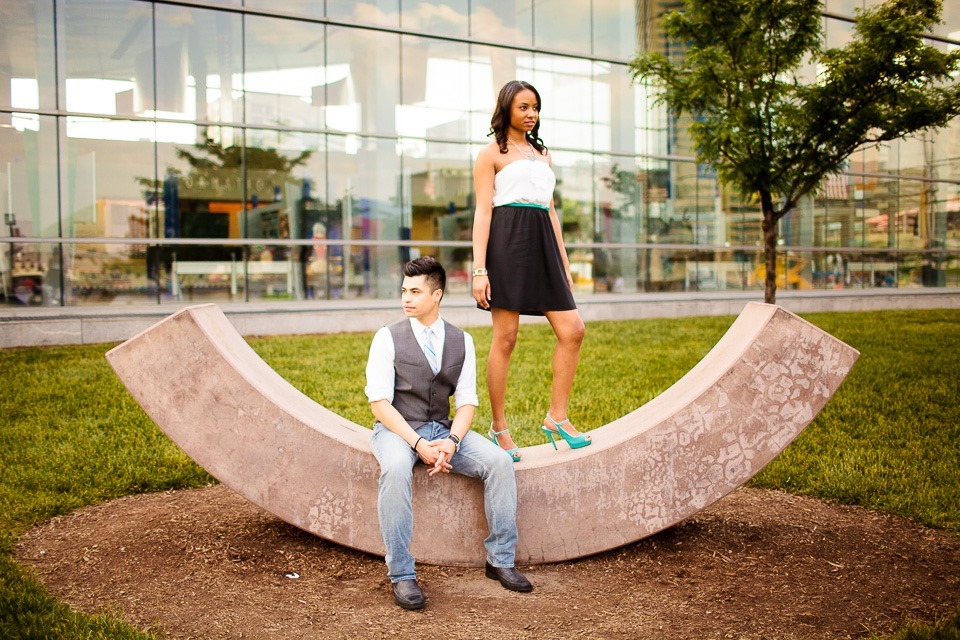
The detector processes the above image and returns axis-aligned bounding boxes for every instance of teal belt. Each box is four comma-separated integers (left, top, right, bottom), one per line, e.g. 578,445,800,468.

501,202,549,211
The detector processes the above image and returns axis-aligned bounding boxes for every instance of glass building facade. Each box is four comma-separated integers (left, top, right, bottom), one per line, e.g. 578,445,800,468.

1,0,958,307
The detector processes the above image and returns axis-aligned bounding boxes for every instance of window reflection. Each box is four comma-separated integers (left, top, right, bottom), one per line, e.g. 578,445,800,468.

531,54,597,152
594,64,637,155
593,0,638,61
551,150,594,290
244,129,327,300
0,1,56,112
154,5,242,125
400,37,472,140
402,141,473,293
467,44,524,142
401,1,469,38
471,0,533,47
60,117,159,304
327,0,400,29
59,0,154,117
244,16,325,130
596,156,642,292
328,135,402,299
3,0,959,307
533,0,590,54
326,27,399,135
0,117,60,305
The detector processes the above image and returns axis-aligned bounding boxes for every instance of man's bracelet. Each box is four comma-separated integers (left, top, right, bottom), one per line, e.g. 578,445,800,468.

472,268,488,278
411,436,423,452
447,433,461,452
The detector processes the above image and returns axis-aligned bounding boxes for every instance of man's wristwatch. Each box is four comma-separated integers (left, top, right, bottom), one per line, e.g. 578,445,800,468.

447,433,461,452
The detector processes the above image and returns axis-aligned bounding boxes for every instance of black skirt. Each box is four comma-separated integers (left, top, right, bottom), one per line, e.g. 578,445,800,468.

482,205,577,316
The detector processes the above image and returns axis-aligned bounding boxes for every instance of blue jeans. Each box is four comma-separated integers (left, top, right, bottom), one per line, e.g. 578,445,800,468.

370,420,519,583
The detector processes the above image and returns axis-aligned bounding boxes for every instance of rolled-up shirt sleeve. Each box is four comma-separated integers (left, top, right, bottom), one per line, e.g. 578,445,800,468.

364,327,395,404
453,331,480,409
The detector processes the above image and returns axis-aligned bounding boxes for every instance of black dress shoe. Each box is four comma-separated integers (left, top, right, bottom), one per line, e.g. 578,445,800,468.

485,562,533,592
392,579,426,610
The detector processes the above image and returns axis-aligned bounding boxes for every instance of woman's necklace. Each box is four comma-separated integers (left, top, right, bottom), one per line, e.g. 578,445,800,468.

510,140,536,162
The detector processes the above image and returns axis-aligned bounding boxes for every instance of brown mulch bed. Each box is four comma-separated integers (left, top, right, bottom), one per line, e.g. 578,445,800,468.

15,484,960,639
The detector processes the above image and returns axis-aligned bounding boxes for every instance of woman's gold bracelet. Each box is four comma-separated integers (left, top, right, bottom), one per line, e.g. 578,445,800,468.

472,268,488,277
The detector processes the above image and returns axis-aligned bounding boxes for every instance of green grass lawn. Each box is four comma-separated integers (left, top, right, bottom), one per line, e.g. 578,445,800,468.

1,308,958,638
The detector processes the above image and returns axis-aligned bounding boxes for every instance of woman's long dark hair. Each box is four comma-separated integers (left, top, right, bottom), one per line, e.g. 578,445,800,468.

489,80,547,155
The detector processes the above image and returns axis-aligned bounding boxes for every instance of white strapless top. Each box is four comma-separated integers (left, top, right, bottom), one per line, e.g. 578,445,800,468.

492,160,556,208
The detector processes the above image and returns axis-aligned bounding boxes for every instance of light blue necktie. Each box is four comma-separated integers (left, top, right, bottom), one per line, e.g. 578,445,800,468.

423,326,440,375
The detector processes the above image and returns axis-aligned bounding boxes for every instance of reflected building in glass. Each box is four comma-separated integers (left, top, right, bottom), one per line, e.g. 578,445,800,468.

0,0,958,307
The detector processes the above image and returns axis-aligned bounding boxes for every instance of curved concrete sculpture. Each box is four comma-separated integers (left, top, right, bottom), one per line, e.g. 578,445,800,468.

106,302,858,566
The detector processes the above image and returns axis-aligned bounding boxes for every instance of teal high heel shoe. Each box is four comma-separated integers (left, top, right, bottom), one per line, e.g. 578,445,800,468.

541,413,592,450
488,423,522,462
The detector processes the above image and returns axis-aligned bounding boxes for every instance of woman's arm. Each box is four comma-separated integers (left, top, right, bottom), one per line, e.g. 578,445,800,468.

472,145,496,308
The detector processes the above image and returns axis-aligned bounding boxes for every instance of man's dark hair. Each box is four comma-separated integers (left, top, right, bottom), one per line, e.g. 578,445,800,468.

402,256,446,294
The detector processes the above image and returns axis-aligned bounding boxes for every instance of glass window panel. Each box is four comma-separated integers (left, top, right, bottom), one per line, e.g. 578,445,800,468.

242,0,321,17
593,63,635,155
327,0,400,29
0,115,59,239
932,119,960,184
61,117,162,305
530,54,596,152
65,240,170,306
0,241,58,305
468,45,528,142
61,117,156,242
824,0,862,17
943,181,960,251
400,37,471,140
533,0,590,54
1,116,59,306
857,167,897,251
400,140,473,292
401,0,468,39
243,129,327,301
471,0,533,48
823,15,854,49
720,184,762,250
937,3,960,40
326,27,399,135
174,0,239,6
550,149,596,251
155,4,242,124
245,15,325,129
327,135,402,299
0,1,56,112
635,81,669,157
593,0,638,61
156,127,243,275
671,161,699,247
58,0,154,117
595,155,642,292
895,178,927,251
893,133,930,181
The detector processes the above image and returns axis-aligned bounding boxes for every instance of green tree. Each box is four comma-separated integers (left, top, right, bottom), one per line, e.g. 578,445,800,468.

631,0,960,303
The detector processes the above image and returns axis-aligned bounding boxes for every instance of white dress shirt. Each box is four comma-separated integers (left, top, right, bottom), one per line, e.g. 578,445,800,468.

364,316,479,410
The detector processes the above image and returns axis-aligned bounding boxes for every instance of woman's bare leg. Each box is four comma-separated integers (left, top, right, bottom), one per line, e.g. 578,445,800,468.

543,309,587,437
488,308,521,451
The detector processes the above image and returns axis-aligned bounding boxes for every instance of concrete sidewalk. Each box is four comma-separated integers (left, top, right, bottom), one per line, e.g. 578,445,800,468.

2,288,958,348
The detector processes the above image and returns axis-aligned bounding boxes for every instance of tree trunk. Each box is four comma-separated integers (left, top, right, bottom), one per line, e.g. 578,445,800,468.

760,190,778,304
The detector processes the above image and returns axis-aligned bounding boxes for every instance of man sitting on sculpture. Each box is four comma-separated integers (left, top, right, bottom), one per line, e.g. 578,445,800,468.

364,255,533,610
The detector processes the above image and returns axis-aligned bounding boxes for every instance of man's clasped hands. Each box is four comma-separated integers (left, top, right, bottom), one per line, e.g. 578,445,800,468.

418,438,455,476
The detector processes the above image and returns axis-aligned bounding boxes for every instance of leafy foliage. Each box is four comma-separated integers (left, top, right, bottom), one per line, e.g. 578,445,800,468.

631,0,960,302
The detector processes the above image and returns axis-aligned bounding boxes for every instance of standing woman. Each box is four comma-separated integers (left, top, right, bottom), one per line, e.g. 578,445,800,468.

472,80,591,461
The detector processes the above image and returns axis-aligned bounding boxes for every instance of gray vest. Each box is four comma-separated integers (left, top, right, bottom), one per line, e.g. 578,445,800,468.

387,319,465,428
